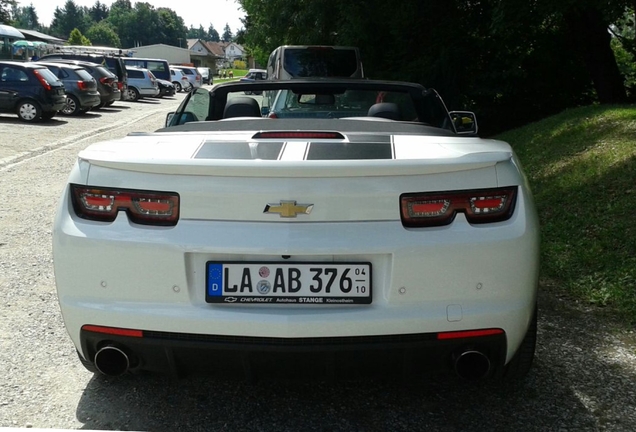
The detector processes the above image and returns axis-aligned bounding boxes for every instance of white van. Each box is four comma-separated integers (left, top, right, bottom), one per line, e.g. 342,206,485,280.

266,45,364,80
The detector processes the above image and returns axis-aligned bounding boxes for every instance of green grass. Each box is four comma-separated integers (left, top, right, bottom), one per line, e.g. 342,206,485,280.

496,105,636,323
215,69,248,82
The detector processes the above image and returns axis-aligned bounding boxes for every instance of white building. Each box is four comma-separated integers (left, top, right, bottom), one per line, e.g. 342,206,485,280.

125,44,192,65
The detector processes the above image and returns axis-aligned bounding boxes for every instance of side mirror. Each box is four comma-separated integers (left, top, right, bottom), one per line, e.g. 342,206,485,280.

165,111,196,127
449,111,478,135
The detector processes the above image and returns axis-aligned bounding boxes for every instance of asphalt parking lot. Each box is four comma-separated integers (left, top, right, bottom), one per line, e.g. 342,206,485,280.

0,91,635,431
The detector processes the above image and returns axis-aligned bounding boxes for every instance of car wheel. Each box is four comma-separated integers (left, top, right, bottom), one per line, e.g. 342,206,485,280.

173,82,182,92
500,306,537,380
61,96,81,115
127,87,140,102
41,111,56,120
76,350,98,374
16,100,42,122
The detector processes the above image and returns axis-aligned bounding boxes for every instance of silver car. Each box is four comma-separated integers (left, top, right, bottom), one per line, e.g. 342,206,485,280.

124,67,159,101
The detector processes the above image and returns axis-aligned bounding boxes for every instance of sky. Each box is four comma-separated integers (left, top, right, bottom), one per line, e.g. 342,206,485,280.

16,0,246,33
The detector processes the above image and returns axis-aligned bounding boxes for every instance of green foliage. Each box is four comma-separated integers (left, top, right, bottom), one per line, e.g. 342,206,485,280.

67,27,91,45
237,0,629,135
496,105,636,322
50,0,93,38
222,23,233,42
0,0,16,23
85,20,120,47
233,59,246,69
11,4,39,29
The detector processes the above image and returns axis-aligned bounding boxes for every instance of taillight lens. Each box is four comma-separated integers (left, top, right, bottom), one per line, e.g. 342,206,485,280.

32,69,52,91
117,81,123,90
400,186,517,227
99,76,114,85
77,80,90,90
71,185,180,226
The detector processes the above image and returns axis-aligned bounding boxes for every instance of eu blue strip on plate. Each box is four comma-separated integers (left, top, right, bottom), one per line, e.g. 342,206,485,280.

207,263,223,297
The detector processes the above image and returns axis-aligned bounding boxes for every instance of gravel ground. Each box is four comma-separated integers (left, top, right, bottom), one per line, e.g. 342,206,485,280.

0,94,635,431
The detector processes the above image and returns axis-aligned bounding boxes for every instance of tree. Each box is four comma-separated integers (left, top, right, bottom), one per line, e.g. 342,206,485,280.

85,20,120,47
208,23,220,41
222,23,233,42
50,0,92,38
11,3,40,29
186,24,206,39
156,7,187,46
89,0,109,23
67,27,91,45
0,0,16,23
237,0,629,135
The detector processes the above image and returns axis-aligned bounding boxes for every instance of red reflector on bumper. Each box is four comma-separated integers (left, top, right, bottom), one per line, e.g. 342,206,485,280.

82,325,144,338
436,328,504,340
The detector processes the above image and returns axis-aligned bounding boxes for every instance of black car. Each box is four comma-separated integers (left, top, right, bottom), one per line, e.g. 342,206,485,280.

36,62,101,115
0,61,66,122
156,79,175,97
40,59,121,108
39,53,128,100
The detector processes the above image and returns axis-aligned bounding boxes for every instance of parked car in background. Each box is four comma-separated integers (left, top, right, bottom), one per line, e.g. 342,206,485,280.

156,79,175,98
43,59,121,108
123,57,170,81
197,67,212,84
170,68,192,92
36,62,100,115
171,65,202,89
240,69,267,95
125,67,159,101
39,53,128,101
0,61,66,122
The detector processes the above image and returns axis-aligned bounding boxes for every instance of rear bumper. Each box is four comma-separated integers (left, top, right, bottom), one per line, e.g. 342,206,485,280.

77,92,101,108
80,326,508,379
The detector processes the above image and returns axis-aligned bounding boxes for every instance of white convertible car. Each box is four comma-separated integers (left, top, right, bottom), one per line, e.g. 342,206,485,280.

53,79,539,380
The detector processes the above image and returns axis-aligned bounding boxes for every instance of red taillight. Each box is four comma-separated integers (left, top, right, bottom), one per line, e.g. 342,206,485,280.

268,112,278,119
71,184,180,226
82,325,144,338
32,69,51,91
117,81,123,90
400,186,517,227
77,80,90,91
99,76,114,85
252,131,345,139
437,328,504,340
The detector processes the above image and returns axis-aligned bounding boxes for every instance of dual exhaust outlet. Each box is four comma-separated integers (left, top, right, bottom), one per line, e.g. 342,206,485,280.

94,345,130,376
92,345,492,379
453,349,492,380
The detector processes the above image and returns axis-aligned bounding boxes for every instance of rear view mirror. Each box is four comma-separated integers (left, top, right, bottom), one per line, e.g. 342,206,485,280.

450,111,478,135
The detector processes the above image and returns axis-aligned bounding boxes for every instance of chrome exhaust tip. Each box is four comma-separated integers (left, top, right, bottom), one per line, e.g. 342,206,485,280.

94,345,130,376
453,350,491,380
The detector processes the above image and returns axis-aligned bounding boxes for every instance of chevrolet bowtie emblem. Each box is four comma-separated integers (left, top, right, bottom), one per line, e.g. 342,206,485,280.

264,201,314,218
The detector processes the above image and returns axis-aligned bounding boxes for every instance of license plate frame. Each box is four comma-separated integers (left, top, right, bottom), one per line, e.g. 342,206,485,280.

206,261,372,305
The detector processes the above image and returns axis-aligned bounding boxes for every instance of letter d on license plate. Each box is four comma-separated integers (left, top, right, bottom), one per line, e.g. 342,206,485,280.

206,261,372,304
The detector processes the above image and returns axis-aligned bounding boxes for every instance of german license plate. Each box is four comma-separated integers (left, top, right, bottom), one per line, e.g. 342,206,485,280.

206,262,372,304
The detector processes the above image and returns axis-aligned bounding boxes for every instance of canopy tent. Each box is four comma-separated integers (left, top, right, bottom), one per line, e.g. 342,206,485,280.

0,24,25,39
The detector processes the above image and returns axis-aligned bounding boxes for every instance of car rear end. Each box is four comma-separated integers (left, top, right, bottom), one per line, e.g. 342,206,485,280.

72,68,101,110
53,129,539,379
92,66,121,106
30,65,67,113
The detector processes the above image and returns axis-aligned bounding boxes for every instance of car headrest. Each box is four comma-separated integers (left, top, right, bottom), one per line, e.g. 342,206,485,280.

223,96,262,119
314,94,335,105
367,102,401,120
